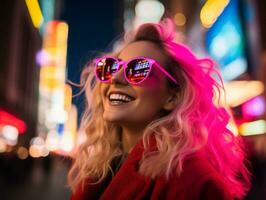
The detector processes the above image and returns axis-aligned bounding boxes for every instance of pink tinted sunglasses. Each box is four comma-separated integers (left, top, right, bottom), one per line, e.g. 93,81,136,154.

94,56,177,85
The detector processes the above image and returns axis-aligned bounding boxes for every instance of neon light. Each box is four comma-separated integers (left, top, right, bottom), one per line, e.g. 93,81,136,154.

29,137,49,157
2,125,18,140
239,120,266,136
36,50,49,66
227,120,239,136
200,0,229,28
17,147,29,160
45,130,60,151
0,109,27,133
242,96,265,118
174,13,186,26
25,0,44,28
135,0,165,26
223,81,264,107
221,58,247,81
0,139,7,153
29,145,40,158
210,22,241,60
64,84,72,110
205,0,248,81
60,105,78,153
60,132,74,152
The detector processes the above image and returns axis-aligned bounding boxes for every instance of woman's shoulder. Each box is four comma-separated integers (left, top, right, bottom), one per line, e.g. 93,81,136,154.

174,152,226,185
181,152,219,178
163,152,233,199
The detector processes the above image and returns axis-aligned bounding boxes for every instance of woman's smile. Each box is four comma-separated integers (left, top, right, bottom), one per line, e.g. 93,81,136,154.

108,91,135,106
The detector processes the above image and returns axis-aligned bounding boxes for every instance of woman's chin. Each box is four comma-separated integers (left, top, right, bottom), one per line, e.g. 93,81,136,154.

102,112,126,124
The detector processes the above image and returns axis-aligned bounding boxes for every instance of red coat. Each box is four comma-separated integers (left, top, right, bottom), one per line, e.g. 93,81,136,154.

71,139,233,200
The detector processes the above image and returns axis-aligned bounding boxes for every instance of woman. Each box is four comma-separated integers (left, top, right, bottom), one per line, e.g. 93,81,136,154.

68,19,250,200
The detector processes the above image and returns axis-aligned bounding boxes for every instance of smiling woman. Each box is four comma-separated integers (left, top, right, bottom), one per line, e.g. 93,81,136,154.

68,19,250,200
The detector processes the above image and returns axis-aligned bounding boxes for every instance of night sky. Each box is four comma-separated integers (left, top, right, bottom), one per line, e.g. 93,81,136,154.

59,0,124,121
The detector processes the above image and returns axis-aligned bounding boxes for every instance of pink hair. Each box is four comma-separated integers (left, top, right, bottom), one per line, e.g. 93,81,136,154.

137,19,251,198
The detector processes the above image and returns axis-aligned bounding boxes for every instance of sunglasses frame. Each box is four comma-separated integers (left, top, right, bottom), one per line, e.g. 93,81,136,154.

94,56,178,85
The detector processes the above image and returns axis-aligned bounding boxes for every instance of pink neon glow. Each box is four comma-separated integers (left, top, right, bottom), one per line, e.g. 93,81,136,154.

242,96,265,118
36,50,46,66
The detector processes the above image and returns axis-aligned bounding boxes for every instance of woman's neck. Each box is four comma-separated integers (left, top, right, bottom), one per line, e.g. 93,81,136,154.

121,125,145,153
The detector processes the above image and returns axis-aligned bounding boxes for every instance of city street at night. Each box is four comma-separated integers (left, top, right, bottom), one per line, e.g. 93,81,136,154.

1,0,266,199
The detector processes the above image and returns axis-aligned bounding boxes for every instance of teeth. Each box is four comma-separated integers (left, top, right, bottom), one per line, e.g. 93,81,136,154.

109,93,132,102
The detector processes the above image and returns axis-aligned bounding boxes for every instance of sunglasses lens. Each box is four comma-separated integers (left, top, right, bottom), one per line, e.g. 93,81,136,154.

95,57,119,81
125,58,151,84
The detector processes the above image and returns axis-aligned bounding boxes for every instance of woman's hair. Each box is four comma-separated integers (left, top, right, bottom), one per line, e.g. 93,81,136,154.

68,18,250,198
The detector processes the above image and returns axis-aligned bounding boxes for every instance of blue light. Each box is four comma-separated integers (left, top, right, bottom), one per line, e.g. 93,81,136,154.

206,0,248,81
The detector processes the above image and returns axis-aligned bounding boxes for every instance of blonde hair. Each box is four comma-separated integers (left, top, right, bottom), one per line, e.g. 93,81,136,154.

68,19,250,198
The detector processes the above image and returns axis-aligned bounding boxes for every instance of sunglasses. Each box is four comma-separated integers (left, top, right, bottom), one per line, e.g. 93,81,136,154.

94,56,178,85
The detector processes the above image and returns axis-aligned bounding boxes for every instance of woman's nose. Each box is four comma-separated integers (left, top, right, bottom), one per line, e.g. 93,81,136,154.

110,66,128,85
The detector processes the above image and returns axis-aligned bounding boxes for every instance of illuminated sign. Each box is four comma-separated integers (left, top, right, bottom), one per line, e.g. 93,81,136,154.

239,120,266,136
0,109,27,134
200,0,229,28
135,61,149,70
25,0,44,28
206,0,248,81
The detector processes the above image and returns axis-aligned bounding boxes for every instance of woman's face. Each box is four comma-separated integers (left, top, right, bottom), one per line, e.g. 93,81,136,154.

100,41,174,128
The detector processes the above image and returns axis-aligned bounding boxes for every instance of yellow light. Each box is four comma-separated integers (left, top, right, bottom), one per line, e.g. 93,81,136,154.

239,120,266,136
200,0,229,28
224,81,264,107
227,118,239,136
57,22,69,44
17,147,29,160
29,145,49,157
45,130,60,151
0,139,7,153
40,147,49,157
135,0,165,26
25,0,44,28
40,66,65,90
60,105,78,154
39,21,69,91
174,13,186,26
60,133,74,152
29,145,41,158
64,84,72,111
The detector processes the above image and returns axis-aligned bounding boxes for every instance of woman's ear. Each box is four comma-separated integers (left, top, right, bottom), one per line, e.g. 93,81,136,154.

163,91,179,111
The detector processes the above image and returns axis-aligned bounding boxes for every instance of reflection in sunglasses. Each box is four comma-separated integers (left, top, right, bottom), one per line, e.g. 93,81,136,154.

95,56,178,84
134,61,149,70
111,63,118,70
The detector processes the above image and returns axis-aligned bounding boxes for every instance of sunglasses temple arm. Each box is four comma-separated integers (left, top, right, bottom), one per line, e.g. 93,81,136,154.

155,63,178,84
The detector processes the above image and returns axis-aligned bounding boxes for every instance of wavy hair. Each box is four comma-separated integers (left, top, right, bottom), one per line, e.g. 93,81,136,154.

68,19,250,198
